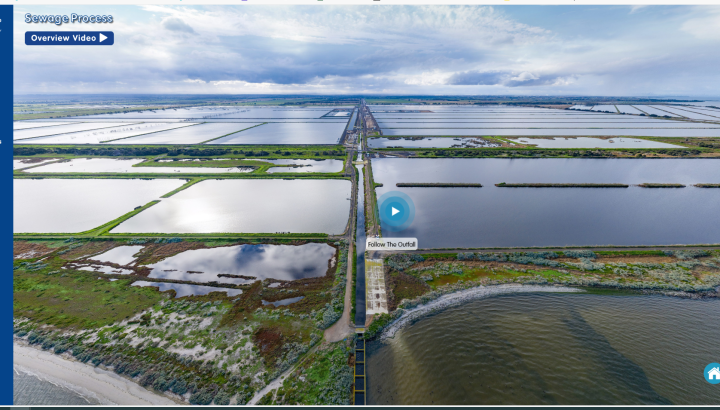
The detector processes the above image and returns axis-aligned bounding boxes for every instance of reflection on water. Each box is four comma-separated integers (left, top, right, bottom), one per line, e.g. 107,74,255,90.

510,137,682,148
265,159,344,173
373,158,720,248
147,243,336,284
25,158,252,174
131,281,243,298
262,296,305,307
87,246,144,266
110,179,351,234
381,128,720,137
368,137,500,148
207,122,345,145
14,179,184,233
367,292,720,405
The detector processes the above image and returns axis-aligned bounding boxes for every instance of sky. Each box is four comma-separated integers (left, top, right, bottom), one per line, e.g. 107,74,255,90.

12,5,720,96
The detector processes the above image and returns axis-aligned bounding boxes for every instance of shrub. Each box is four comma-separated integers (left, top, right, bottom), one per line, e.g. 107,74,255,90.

475,253,507,262
563,250,596,259
664,250,709,260
189,387,217,405
214,390,231,405
386,254,424,271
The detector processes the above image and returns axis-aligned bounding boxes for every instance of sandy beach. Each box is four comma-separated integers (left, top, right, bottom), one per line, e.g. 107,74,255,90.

14,342,178,405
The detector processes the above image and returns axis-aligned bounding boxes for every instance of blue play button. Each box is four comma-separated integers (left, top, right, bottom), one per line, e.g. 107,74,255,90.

378,191,415,231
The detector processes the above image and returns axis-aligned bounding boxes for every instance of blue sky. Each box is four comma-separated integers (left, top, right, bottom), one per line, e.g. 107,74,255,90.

13,5,720,96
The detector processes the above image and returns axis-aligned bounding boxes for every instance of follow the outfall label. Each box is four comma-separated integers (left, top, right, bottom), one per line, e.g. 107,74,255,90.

366,238,418,251
25,31,114,45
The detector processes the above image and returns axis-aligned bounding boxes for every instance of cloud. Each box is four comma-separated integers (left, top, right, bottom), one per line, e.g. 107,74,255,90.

629,5,649,14
162,17,196,34
11,5,720,95
447,70,574,87
681,8,720,41
447,70,507,86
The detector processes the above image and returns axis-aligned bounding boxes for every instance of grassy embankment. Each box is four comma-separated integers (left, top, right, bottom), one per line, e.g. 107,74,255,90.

366,249,720,338
385,250,720,308
369,136,720,158
397,183,483,187
14,145,350,177
12,105,193,121
13,145,347,160
496,183,628,188
638,183,686,188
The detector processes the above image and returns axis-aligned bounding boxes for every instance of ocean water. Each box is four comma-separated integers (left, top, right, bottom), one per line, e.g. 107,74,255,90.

367,292,720,405
14,367,99,405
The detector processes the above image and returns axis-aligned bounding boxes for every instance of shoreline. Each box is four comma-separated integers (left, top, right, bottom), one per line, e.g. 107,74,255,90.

379,284,582,340
14,342,178,406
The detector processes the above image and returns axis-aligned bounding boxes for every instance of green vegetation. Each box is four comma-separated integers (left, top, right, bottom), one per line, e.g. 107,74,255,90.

14,145,346,160
373,145,719,159
13,105,187,121
14,269,163,328
271,340,354,405
351,247,357,322
365,313,393,339
161,179,204,198
496,183,628,188
396,183,482,188
13,236,351,404
638,183,686,188
381,250,720,310
695,184,720,188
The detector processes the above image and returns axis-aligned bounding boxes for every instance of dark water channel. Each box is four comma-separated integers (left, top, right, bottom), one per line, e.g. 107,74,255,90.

355,163,366,326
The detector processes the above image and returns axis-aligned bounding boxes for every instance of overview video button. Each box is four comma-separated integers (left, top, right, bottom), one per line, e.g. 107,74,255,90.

25,31,114,46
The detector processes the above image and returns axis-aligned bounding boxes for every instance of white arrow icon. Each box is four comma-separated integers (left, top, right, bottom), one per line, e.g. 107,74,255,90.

391,207,400,216
99,33,107,43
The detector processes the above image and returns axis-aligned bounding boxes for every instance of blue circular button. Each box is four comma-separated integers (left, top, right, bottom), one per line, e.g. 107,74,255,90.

705,363,720,384
378,191,415,231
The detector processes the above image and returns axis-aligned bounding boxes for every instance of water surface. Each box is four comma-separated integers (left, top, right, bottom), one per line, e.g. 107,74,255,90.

381,128,720,137
509,137,681,148
111,179,351,234
265,159,344,173
146,243,336,284
355,164,366,326
367,292,720,405
373,158,720,248
369,137,500,149
13,122,133,141
207,122,346,144
262,296,305,307
14,367,99,405
114,122,262,144
14,179,183,233
88,246,144,265
25,158,252,174
16,123,196,144
131,281,243,298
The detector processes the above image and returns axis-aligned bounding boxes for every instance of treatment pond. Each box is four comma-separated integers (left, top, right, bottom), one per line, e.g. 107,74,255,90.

372,158,720,248
111,179,351,234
